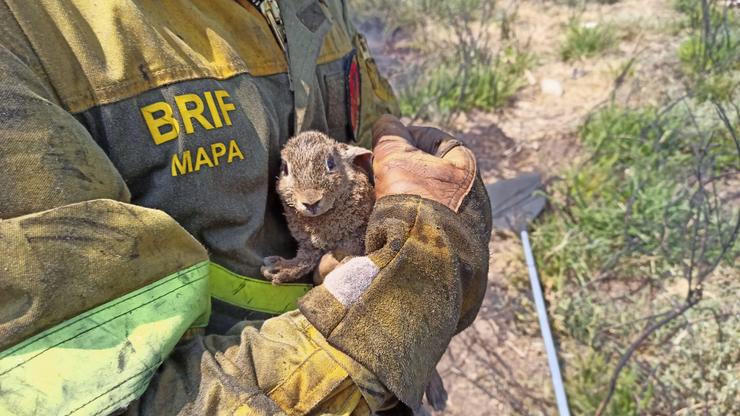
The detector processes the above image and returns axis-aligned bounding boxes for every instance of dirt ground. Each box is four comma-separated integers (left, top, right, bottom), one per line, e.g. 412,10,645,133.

362,1,687,414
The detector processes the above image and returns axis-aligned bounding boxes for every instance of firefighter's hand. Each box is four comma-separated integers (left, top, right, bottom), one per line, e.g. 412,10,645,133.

300,115,491,409
371,114,477,212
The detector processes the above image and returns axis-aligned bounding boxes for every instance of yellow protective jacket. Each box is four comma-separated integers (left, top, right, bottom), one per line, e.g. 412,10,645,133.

0,1,491,415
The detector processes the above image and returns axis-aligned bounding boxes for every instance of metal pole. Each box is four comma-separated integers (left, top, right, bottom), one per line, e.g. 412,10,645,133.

521,230,571,416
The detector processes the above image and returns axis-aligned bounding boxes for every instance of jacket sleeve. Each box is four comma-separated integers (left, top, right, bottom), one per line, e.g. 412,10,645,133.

125,310,394,416
0,9,223,416
0,3,208,353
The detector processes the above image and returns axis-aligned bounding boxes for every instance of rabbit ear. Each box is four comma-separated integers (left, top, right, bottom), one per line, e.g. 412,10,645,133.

341,144,372,161
341,144,373,177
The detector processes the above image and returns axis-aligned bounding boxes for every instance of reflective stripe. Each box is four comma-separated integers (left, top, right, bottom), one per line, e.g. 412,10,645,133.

209,262,312,315
0,261,210,416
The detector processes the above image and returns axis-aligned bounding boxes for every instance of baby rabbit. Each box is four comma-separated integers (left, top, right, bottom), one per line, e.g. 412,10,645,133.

261,131,374,284
263,130,448,413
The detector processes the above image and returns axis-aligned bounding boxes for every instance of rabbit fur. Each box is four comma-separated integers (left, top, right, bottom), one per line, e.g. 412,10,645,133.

261,131,374,284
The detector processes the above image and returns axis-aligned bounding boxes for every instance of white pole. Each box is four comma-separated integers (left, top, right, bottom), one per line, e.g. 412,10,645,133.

521,230,571,416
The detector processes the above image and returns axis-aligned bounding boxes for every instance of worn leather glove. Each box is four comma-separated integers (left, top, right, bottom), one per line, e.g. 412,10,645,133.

299,115,492,410
372,114,477,212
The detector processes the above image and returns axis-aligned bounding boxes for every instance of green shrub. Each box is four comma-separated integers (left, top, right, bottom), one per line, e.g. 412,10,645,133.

692,73,740,102
675,0,740,102
566,350,651,415
399,46,535,119
678,30,740,76
532,107,684,290
673,0,730,30
560,19,616,61
534,103,738,292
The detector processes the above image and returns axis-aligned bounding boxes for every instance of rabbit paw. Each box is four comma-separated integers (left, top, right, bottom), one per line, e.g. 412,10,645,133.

261,256,304,284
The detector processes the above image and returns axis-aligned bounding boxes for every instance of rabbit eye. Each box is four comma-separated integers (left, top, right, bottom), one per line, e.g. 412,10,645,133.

326,156,336,172
280,161,289,176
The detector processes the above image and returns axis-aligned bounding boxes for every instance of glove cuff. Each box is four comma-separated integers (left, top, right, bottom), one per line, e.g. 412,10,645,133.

299,284,348,336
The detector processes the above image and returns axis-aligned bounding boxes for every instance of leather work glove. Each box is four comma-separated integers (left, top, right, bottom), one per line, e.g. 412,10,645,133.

372,115,477,211
299,114,492,409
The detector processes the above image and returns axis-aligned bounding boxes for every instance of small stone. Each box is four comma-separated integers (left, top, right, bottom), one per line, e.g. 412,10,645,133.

582,21,598,29
525,70,537,86
540,78,564,97
571,67,588,79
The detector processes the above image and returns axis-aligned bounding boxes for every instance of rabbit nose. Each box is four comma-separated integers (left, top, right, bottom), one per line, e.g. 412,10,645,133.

302,200,321,214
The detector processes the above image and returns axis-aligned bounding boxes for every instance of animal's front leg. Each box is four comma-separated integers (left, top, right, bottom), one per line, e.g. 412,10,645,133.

261,245,322,284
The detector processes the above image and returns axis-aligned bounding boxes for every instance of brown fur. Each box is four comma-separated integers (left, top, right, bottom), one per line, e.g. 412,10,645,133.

261,131,374,284
266,131,448,411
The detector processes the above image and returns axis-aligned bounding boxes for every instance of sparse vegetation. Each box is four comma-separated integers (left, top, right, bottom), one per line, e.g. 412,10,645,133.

675,0,740,102
533,100,739,414
351,0,739,414
560,18,617,61
399,45,535,121
353,0,535,123
531,1,740,414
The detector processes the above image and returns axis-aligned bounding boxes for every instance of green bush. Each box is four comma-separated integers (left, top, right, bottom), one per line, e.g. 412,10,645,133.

675,0,740,102
540,6,740,407
560,19,616,61
535,103,738,291
566,350,652,415
692,73,739,102
399,46,535,119
673,0,730,30
678,30,740,76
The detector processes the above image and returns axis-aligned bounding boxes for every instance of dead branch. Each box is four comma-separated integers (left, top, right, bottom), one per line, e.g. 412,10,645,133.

594,299,698,416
